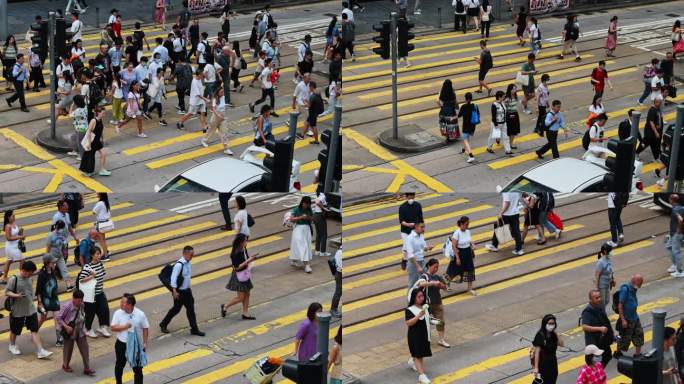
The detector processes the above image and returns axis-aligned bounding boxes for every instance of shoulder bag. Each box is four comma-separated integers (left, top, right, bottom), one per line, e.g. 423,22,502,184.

494,218,513,244
3,275,17,312
81,129,94,152
235,250,252,282
515,71,529,87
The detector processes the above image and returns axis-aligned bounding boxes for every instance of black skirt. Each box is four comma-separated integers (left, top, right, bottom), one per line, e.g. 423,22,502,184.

79,149,96,174
506,111,520,136
226,269,253,292
467,8,479,17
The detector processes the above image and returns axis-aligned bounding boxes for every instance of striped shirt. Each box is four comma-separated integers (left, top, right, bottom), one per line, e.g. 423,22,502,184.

79,262,106,295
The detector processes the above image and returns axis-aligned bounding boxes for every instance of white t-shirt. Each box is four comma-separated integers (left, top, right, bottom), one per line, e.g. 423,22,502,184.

189,78,205,106
197,41,207,64
111,307,149,343
108,14,117,25
452,228,472,248
502,192,521,216
57,63,73,79
92,201,111,222
588,104,604,115
651,75,664,100
342,8,354,23
529,24,540,40
589,124,605,148
214,95,226,114
313,192,327,214
173,37,184,53
294,81,310,106
203,63,216,83
297,42,309,63
234,209,250,237
260,67,273,89
405,231,426,261
334,249,342,272
71,20,83,42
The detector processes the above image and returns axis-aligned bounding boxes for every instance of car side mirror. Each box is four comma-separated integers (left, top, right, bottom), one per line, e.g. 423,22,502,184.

496,185,503,193
154,184,161,192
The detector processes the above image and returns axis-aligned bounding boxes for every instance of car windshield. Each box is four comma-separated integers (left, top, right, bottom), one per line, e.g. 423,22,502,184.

160,176,214,192
502,177,557,193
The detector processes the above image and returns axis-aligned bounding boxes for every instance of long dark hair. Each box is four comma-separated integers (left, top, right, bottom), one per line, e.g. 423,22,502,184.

98,192,110,211
231,233,247,259
233,40,241,57
326,16,338,38
3,34,17,50
334,325,342,345
538,314,558,340
592,94,602,108
408,287,424,307
3,210,13,229
306,302,323,321
439,79,456,104
505,83,518,100
298,196,312,210
675,20,682,32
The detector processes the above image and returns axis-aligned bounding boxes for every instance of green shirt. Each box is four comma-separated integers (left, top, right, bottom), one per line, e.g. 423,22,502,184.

522,62,535,89
292,207,313,226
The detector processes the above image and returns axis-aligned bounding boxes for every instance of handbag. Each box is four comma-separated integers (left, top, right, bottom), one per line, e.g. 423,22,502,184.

493,218,514,244
674,39,684,54
547,211,564,231
81,130,93,151
490,122,501,139
515,71,529,87
470,105,480,125
18,239,26,253
3,276,17,312
236,264,252,282
247,214,255,228
96,219,115,233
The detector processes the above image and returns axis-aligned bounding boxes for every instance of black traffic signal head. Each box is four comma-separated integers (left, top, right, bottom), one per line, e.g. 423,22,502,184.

261,138,294,192
660,123,684,180
318,129,342,185
603,137,636,192
372,21,390,60
30,21,48,56
617,349,659,383
55,18,74,58
281,353,325,384
398,19,415,58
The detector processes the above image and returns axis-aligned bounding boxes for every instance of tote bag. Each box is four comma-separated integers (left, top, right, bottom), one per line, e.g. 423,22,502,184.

494,219,513,244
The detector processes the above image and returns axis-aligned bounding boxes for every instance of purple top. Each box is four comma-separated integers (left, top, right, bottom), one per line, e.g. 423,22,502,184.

56,299,86,339
295,319,318,362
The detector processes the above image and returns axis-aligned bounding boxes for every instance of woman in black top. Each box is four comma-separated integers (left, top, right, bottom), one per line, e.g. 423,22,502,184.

405,288,432,384
457,92,478,163
221,4,232,39
515,7,527,46
532,314,563,384
221,233,258,320
438,79,459,141
79,106,107,176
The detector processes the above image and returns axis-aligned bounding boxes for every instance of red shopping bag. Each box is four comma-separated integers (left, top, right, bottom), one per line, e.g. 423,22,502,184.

547,211,564,231
675,39,684,54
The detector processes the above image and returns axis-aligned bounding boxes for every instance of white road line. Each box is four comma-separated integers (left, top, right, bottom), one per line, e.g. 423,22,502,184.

545,18,679,43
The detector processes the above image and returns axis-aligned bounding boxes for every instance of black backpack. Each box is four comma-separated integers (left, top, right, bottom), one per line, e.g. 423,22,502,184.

74,241,81,267
455,0,464,13
200,42,214,64
158,260,185,291
535,192,554,212
483,50,493,70
240,57,247,70
612,284,629,314
618,119,631,140
582,128,591,150
88,81,104,106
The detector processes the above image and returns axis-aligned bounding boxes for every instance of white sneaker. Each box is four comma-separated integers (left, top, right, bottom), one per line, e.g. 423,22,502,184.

418,373,431,384
224,148,234,156
85,329,99,338
201,139,208,148
137,133,148,138
67,151,78,156
668,264,678,273
322,252,332,257
438,339,451,348
36,348,53,359
485,244,498,252
672,271,684,278
512,249,524,256
657,178,665,188
408,358,417,372
618,234,625,243
555,230,562,240
606,241,618,248
306,129,314,137
466,156,474,163
304,265,312,273
97,326,111,337
314,251,321,257
8,344,21,355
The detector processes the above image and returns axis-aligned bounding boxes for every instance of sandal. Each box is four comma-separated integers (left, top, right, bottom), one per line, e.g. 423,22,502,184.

62,365,73,373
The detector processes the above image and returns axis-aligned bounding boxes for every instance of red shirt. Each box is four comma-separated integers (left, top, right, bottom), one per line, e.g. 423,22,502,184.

592,67,608,92
576,362,607,384
112,21,122,38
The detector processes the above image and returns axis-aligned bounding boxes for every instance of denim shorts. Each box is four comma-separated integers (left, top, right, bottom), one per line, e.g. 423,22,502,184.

462,132,473,140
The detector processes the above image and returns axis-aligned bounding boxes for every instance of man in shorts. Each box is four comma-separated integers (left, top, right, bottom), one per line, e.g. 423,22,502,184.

415,258,450,348
616,274,644,358
6,261,54,359
177,69,210,132
305,81,324,145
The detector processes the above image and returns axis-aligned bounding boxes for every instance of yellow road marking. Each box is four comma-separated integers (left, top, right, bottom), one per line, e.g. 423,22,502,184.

353,26,507,50
386,173,406,192
343,198,468,230
95,349,214,384
43,172,64,192
344,128,453,192
345,204,491,242
488,108,678,170
343,193,441,217
20,202,134,231
432,296,678,383
13,196,98,219
398,67,638,118
0,164,57,174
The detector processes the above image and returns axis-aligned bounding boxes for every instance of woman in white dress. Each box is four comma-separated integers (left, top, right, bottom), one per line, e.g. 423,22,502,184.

92,193,113,261
2,210,25,284
289,196,314,273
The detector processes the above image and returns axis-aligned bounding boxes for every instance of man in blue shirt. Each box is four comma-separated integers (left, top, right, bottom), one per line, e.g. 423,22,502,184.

159,246,205,336
535,99,567,159
6,54,29,112
108,39,124,75
617,274,644,357
667,194,684,277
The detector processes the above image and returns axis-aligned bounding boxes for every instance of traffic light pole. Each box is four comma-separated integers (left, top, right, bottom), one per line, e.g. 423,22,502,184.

0,0,7,43
324,104,342,193
652,310,665,384
629,111,641,142
316,312,331,384
667,105,683,193
390,12,399,140
287,111,299,140
49,11,57,140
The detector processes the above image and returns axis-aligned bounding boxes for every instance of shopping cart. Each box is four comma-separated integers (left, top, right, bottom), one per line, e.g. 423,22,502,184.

244,356,283,384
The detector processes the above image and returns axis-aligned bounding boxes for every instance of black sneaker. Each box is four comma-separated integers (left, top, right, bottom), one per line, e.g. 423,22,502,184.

220,304,227,318
65,285,75,292
190,330,205,336
248,103,255,113
101,253,111,261
296,133,305,139
143,113,152,120
159,120,168,126
160,324,169,334
176,122,184,130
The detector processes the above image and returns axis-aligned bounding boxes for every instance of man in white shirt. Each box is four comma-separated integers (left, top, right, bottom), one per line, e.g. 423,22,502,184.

176,69,209,132
196,32,209,69
202,61,217,103
485,192,523,255
330,246,342,318
110,293,149,384
584,113,611,161
107,9,118,26
152,37,169,67
70,12,83,42
159,246,205,336
292,73,312,138
406,222,434,288
342,2,354,22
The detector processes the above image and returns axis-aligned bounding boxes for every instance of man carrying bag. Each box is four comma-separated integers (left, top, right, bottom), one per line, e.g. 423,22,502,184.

485,192,523,255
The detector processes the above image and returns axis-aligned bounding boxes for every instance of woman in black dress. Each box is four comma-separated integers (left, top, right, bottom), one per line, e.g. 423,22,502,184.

532,314,563,384
79,106,109,176
406,288,432,384
221,233,257,320
438,79,459,142
515,7,528,46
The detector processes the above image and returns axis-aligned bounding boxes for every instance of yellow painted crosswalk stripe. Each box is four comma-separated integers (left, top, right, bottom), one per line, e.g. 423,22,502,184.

343,198,468,231
488,108,678,170
20,202,134,231
12,195,98,219
343,193,442,217
354,26,507,50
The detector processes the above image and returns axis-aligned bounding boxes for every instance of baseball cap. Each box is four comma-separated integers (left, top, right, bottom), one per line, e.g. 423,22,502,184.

43,254,58,265
584,345,604,356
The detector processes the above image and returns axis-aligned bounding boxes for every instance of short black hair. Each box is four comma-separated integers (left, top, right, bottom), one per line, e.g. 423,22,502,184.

236,195,247,210
425,258,439,268
183,245,194,254
552,100,562,107
123,293,136,306
21,260,37,272
541,74,550,82
307,302,323,321
73,289,85,299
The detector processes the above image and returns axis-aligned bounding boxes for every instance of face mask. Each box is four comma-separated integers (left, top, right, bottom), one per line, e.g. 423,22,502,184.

545,324,556,332
592,355,602,364
407,199,414,205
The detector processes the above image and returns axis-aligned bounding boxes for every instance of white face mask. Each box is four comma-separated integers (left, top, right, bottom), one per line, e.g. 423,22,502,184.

545,324,556,332
592,355,602,364
407,199,414,205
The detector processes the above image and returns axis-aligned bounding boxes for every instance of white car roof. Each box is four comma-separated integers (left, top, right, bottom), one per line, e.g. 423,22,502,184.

521,158,606,192
181,157,265,192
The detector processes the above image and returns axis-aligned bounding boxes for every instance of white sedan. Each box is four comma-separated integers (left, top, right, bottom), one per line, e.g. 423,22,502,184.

155,146,301,193
499,157,643,193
